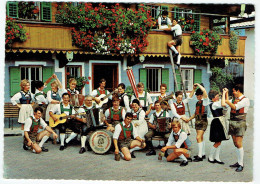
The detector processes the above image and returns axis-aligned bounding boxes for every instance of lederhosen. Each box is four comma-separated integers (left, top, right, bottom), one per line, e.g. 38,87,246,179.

209,103,229,142
173,130,191,149
172,27,183,46
109,107,123,127
229,97,247,136
57,103,74,133
24,116,41,144
195,100,208,131
118,122,134,149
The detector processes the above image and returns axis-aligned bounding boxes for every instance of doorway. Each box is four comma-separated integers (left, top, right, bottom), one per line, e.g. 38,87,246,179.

92,63,118,92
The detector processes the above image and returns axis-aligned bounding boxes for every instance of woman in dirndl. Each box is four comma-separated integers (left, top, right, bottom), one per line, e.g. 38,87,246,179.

11,79,34,149
208,89,230,165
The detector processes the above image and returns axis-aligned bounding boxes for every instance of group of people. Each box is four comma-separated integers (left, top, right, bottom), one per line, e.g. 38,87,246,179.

11,73,250,172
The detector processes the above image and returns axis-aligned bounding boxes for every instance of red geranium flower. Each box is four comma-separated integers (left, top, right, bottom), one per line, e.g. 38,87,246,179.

66,72,70,75
88,76,91,80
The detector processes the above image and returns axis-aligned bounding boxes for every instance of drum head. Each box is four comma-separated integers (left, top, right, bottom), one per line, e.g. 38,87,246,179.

89,130,113,154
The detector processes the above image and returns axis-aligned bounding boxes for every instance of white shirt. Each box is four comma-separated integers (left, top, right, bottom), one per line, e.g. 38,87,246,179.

234,95,250,113
171,24,182,36
113,121,138,139
149,110,170,124
202,97,210,106
105,107,126,120
24,115,47,132
170,97,192,119
47,88,67,103
49,103,75,115
166,129,188,148
131,91,153,107
211,100,228,110
35,87,48,105
91,87,112,100
131,108,146,121
11,91,35,105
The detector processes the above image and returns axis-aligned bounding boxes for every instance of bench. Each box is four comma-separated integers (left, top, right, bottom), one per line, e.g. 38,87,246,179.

4,102,19,130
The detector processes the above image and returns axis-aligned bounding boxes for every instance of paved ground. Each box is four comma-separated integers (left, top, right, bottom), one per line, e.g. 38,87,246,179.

2,110,254,183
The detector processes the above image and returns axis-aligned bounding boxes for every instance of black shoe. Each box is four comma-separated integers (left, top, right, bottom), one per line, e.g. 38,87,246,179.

79,147,86,154
59,146,65,151
146,150,156,156
235,165,244,172
164,151,169,158
131,151,136,158
41,147,49,152
156,145,162,149
187,157,192,162
64,141,68,148
193,156,203,162
194,155,206,159
208,158,215,163
23,144,29,150
214,159,225,165
229,162,240,168
180,160,188,167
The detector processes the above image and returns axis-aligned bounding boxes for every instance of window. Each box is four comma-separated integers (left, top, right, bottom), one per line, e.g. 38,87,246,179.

174,7,201,32
6,2,52,22
140,68,169,93
181,69,194,91
65,66,82,88
21,66,42,93
150,5,160,19
9,66,53,96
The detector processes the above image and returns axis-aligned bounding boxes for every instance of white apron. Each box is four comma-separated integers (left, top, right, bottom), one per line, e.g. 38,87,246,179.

131,119,148,139
18,104,33,124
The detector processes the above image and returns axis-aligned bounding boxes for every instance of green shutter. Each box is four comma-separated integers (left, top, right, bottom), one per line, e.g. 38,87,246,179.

139,68,147,90
193,10,201,32
175,69,182,91
174,7,179,19
194,69,202,84
7,2,18,18
41,2,52,21
10,67,21,97
42,67,54,93
161,68,169,92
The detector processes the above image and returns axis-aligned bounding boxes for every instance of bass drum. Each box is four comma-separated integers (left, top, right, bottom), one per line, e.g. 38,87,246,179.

89,129,113,154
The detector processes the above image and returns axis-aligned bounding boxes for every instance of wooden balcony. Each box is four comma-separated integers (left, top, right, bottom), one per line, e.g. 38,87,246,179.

8,22,246,60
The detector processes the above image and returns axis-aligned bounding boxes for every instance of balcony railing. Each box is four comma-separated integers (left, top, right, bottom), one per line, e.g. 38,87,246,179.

9,22,246,59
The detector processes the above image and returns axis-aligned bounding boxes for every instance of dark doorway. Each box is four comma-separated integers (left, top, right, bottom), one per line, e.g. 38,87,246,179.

92,63,118,92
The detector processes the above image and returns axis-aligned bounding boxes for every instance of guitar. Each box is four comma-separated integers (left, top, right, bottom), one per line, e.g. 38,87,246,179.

95,89,118,107
158,92,174,104
49,112,86,127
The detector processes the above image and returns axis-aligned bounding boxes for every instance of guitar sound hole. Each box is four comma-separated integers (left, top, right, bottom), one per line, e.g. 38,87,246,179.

101,98,104,101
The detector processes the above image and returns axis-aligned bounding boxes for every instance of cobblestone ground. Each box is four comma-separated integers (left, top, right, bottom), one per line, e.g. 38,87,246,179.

3,109,254,182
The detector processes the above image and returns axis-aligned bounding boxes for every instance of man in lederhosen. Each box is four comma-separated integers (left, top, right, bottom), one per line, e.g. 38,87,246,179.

24,107,57,153
145,100,171,156
160,121,192,166
187,83,209,162
76,95,101,154
224,85,250,172
118,83,130,112
113,112,146,161
49,93,76,151
104,96,126,133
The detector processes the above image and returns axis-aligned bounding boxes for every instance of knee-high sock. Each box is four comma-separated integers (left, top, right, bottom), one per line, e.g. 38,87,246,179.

65,132,77,143
177,54,181,65
60,133,65,146
179,154,188,161
129,146,141,153
209,146,217,161
39,135,49,147
22,131,24,137
236,147,240,163
202,141,206,156
215,146,222,161
170,46,179,54
198,142,203,157
238,147,244,166
81,136,87,148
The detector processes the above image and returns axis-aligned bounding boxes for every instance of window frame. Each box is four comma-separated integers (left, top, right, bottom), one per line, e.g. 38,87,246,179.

181,68,194,92
65,65,82,89
146,67,162,93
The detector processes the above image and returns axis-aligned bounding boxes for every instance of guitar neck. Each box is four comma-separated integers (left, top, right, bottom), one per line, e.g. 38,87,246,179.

159,93,174,103
101,89,116,100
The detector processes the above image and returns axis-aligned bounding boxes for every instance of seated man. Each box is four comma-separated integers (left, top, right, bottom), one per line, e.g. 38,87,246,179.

76,95,101,154
24,107,58,153
145,100,171,156
49,93,76,151
113,113,146,161
130,99,148,157
159,121,192,167
104,96,126,133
